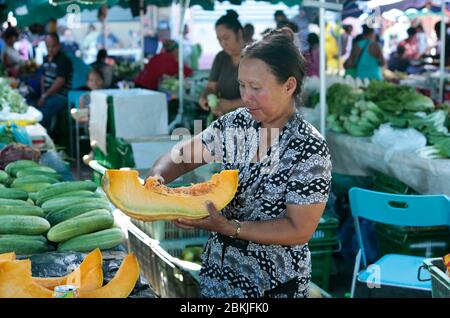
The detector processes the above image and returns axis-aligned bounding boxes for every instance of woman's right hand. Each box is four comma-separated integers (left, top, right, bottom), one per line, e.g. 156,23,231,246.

198,96,210,111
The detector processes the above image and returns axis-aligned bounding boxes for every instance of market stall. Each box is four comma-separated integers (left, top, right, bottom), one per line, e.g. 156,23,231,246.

327,131,450,195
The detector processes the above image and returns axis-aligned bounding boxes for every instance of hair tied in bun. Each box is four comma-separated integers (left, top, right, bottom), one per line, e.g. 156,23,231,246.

226,9,239,20
277,27,295,41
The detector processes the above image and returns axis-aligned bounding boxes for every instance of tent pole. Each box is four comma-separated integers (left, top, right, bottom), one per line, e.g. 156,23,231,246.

319,0,326,136
439,1,446,104
140,0,145,67
169,0,190,132
337,13,342,76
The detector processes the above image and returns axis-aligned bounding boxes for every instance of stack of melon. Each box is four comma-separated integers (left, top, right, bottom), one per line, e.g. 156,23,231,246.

0,159,125,255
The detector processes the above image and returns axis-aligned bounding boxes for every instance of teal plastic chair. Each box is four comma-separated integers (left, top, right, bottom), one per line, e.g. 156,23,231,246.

348,187,450,297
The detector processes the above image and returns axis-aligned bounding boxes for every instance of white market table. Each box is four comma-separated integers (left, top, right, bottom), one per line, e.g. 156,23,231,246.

326,131,450,196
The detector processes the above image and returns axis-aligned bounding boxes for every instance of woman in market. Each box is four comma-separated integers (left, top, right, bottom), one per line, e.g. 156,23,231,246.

2,27,25,77
351,25,384,81
147,28,332,298
198,10,245,117
134,39,193,91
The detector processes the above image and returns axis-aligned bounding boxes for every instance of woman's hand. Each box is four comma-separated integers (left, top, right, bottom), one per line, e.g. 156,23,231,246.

198,96,210,111
211,98,233,116
144,174,165,186
173,201,235,235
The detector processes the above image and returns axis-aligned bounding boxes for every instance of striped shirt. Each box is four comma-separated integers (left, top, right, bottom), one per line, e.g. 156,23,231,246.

42,51,73,97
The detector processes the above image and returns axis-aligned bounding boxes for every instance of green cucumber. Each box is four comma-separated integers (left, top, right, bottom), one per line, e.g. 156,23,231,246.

16,169,61,180
5,160,39,177
36,190,104,206
0,198,34,206
12,175,59,185
47,211,114,242
42,197,108,214
37,181,97,203
0,188,29,201
46,201,112,225
11,182,52,193
0,215,51,235
0,235,49,254
0,170,9,183
57,228,125,252
0,205,45,217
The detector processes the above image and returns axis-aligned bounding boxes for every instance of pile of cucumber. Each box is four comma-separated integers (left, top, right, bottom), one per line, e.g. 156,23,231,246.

0,160,125,255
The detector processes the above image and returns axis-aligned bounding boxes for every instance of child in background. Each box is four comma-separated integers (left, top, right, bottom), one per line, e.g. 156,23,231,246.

71,68,105,125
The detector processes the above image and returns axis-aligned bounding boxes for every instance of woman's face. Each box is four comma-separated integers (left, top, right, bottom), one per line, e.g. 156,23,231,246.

238,58,297,124
216,24,243,56
88,72,104,90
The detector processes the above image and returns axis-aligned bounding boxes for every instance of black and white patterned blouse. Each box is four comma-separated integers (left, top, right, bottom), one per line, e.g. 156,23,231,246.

200,107,332,298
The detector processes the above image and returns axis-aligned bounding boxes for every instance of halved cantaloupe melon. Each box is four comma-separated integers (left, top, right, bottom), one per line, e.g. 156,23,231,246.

103,169,238,221
0,252,16,262
79,253,140,298
33,248,103,291
0,259,53,298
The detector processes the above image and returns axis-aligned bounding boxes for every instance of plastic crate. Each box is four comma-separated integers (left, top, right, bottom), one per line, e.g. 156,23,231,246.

422,258,450,298
93,134,135,169
310,217,339,242
132,219,210,241
375,223,450,258
309,237,341,291
372,171,418,195
126,220,203,298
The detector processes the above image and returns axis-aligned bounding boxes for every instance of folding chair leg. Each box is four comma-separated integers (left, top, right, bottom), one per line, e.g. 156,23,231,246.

76,121,80,180
350,249,362,298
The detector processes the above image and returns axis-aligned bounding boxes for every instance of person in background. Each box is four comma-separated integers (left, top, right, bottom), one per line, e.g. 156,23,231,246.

243,23,255,44
97,26,120,50
291,8,310,53
81,24,99,64
416,24,428,57
304,33,320,77
182,24,193,67
341,24,353,63
2,27,25,76
90,49,114,88
78,69,105,106
434,21,450,66
198,10,245,117
38,33,73,134
134,39,193,90
388,45,410,73
399,27,420,60
348,25,384,81
274,10,288,28
61,28,80,57
148,27,331,298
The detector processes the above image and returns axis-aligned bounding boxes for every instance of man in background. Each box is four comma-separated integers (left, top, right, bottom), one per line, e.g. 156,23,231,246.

38,33,73,134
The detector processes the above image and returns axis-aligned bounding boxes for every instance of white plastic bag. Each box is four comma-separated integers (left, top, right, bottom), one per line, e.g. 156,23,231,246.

371,123,427,160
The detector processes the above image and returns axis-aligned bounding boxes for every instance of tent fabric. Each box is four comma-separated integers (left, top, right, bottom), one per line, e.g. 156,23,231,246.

2,0,303,28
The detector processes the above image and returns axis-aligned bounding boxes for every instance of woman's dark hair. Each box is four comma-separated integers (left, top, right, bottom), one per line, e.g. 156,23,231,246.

362,25,374,36
97,49,108,61
307,33,319,48
3,27,19,40
241,27,306,98
215,10,243,35
407,27,416,38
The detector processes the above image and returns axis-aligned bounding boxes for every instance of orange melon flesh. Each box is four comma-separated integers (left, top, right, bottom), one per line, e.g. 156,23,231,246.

79,253,140,298
103,169,238,221
0,252,16,262
33,248,103,291
0,260,53,298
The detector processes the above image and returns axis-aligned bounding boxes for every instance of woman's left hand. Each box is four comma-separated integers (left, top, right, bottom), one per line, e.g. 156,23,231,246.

173,201,233,235
212,99,232,117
